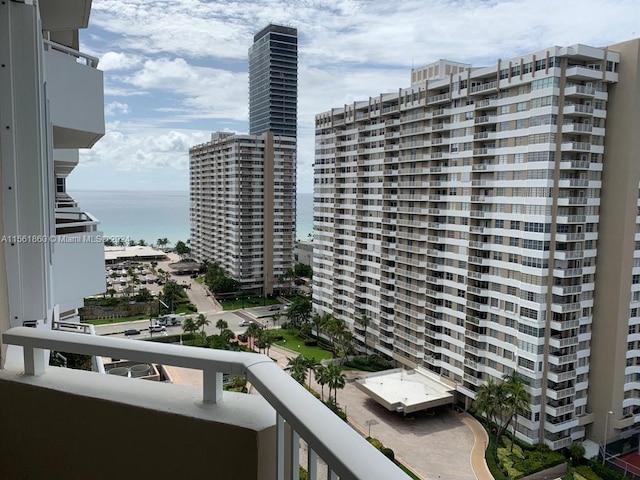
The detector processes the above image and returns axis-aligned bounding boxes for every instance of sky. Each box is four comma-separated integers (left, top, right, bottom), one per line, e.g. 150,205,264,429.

68,0,639,194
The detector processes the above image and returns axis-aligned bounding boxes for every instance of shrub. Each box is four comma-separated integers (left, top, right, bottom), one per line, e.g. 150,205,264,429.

299,467,308,480
588,460,626,480
304,339,318,346
381,447,395,461
575,465,605,480
324,398,347,421
367,437,384,450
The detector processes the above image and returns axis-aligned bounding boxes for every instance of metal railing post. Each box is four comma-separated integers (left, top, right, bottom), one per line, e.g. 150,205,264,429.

203,369,222,403
23,346,45,376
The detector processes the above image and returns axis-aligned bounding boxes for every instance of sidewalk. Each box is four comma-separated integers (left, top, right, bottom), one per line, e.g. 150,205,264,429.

459,412,494,480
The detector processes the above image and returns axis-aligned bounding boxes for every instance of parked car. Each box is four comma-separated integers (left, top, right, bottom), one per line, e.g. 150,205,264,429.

239,320,251,327
269,305,280,311
124,329,140,336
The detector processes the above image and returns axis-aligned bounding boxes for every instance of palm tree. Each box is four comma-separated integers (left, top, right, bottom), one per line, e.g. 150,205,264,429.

125,267,139,299
324,317,347,357
260,330,276,356
220,329,235,344
569,443,586,466
288,355,308,385
271,312,281,328
216,318,228,334
246,322,262,351
314,365,331,401
305,357,319,389
311,313,323,338
474,377,501,437
338,330,356,363
196,313,210,338
357,314,371,353
503,372,531,449
182,317,198,343
327,364,346,403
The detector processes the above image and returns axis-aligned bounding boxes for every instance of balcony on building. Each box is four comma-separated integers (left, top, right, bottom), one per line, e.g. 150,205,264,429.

44,39,105,149
1,327,405,480
52,209,105,307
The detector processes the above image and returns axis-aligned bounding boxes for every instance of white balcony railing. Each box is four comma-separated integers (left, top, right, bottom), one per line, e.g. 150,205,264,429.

44,40,105,149
44,39,99,68
3,327,406,480
55,210,99,235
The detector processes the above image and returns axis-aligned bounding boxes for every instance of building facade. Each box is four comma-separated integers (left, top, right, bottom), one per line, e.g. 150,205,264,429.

190,132,296,295
314,40,640,450
0,0,105,366
249,24,298,137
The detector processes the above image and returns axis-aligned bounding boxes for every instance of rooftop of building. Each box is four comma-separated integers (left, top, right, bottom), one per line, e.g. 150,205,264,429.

355,367,455,414
104,245,167,262
253,23,297,43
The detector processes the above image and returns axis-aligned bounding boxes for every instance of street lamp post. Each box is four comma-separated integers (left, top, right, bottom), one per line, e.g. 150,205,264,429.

603,410,614,465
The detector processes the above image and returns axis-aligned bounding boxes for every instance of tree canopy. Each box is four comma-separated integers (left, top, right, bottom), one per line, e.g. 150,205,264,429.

285,295,312,328
176,240,190,256
204,262,241,294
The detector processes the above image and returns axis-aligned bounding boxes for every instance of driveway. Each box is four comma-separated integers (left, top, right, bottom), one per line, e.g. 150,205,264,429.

265,345,476,480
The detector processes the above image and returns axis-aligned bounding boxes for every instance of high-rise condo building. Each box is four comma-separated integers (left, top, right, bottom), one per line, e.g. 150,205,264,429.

249,24,298,137
190,24,297,295
190,132,296,294
314,39,640,451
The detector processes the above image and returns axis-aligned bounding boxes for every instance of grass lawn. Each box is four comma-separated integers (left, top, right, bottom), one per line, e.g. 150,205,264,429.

195,277,204,284
85,315,153,325
397,462,420,479
218,296,280,311
272,329,333,360
175,304,197,314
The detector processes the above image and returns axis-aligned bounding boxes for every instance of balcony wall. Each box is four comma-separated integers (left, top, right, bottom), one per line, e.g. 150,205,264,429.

52,229,105,309
0,367,276,480
2,327,408,479
44,41,105,149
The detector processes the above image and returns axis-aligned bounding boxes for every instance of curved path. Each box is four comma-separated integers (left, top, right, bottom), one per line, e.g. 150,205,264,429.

459,412,494,480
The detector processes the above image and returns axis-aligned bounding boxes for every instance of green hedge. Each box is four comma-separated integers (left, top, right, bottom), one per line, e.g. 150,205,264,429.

588,460,627,480
486,435,510,480
575,465,605,480
490,436,566,480
344,355,394,372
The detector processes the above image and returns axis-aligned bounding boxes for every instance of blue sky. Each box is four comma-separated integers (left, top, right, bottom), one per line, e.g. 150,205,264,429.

68,0,639,194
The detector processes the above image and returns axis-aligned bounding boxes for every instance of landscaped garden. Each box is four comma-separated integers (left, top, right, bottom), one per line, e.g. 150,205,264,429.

475,374,631,480
217,295,279,311
272,329,332,360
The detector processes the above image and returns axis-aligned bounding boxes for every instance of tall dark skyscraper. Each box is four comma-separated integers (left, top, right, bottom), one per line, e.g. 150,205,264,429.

249,24,298,137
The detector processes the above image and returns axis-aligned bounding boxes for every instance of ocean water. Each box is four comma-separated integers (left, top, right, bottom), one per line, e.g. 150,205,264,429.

69,190,314,245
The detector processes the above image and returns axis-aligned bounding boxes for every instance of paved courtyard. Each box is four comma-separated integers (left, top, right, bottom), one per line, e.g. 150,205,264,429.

267,346,477,480
331,374,475,480
162,343,481,480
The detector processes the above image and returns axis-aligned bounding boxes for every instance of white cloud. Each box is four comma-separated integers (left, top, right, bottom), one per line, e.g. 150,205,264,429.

125,57,248,121
99,51,142,71
80,0,640,194
78,123,210,173
104,101,130,116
